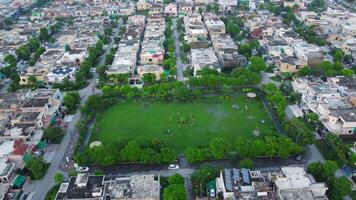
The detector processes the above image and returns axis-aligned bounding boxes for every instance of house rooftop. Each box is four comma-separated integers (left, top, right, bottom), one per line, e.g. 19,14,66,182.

22,98,48,108
56,174,104,200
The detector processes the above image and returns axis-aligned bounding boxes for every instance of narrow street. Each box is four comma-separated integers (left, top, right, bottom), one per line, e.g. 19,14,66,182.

172,18,184,82
26,20,123,200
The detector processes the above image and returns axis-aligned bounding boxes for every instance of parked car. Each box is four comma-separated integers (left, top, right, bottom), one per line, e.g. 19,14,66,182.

168,164,179,170
76,166,89,172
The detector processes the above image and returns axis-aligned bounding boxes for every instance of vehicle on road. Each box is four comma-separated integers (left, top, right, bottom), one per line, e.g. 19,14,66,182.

168,164,179,170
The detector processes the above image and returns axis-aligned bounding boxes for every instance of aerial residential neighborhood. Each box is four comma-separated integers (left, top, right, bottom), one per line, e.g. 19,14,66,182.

0,0,355,200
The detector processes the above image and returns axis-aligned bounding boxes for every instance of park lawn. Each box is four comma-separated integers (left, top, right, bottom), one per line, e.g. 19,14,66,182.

94,96,275,152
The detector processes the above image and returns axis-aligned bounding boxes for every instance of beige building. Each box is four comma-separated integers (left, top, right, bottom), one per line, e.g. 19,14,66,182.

19,67,48,85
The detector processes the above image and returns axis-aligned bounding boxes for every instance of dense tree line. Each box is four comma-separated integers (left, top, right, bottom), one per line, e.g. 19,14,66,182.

308,161,352,200
262,83,288,121
185,132,302,163
101,82,201,102
163,17,176,75
74,139,177,166
189,68,261,87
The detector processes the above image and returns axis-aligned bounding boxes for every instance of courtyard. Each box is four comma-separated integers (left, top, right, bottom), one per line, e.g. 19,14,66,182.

92,96,276,152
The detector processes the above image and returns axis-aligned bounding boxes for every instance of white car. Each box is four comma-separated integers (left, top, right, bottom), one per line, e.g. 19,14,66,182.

76,166,89,172
168,164,179,170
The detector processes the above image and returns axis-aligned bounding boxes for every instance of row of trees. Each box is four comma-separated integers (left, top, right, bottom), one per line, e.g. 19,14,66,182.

101,82,202,102
262,83,288,121
283,117,314,146
268,4,326,46
74,139,177,165
162,17,176,75
162,174,187,200
189,67,261,87
298,61,354,77
185,133,302,163
24,157,49,180
308,161,352,200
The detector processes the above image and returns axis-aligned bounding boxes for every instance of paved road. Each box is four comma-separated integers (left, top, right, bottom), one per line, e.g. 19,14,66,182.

260,72,281,87
172,18,184,82
28,20,123,200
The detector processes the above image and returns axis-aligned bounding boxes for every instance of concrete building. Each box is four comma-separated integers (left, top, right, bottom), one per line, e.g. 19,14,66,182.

271,167,328,200
191,48,219,76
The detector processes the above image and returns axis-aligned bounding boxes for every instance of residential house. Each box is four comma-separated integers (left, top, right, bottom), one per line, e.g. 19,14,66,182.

19,67,48,86
164,3,177,16
191,48,219,76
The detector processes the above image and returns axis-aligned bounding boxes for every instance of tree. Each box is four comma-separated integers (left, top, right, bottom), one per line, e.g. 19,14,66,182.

4,54,17,67
239,44,251,58
191,167,220,197
341,69,354,77
25,157,48,180
163,184,186,200
65,44,71,52
235,137,256,158
240,158,254,169
27,37,40,52
161,147,177,163
39,27,50,42
142,73,156,85
54,173,64,185
168,174,184,185
209,138,229,159
332,49,344,62
16,45,31,61
283,118,314,145
250,56,266,72
63,92,81,114
323,160,338,177
298,66,311,76
44,126,64,144
121,141,141,162
329,176,352,200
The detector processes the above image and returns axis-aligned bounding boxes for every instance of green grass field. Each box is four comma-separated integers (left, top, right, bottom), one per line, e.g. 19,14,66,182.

93,97,275,152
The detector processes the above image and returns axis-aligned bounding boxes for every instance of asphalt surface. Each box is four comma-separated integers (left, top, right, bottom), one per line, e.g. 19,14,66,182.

172,18,184,82
28,20,122,200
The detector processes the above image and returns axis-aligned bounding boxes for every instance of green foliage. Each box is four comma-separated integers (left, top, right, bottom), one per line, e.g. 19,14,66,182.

75,139,177,166
191,166,220,197
4,54,17,68
307,0,326,12
94,170,104,176
323,134,350,166
54,173,64,185
283,118,314,145
142,73,157,85
39,27,51,42
250,56,267,72
262,83,287,121
239,44,251,58
25,157,48,180
63,92,81,114
163,183,186,200
168,174,184,185
236,134,302,159
240,158,254,169
308,161,352,200
209,138,230,159
44,126,64,144
341,69,354,77
298,66,311,76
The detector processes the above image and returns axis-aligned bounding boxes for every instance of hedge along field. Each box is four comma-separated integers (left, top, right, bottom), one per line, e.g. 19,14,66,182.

92,96,275,152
